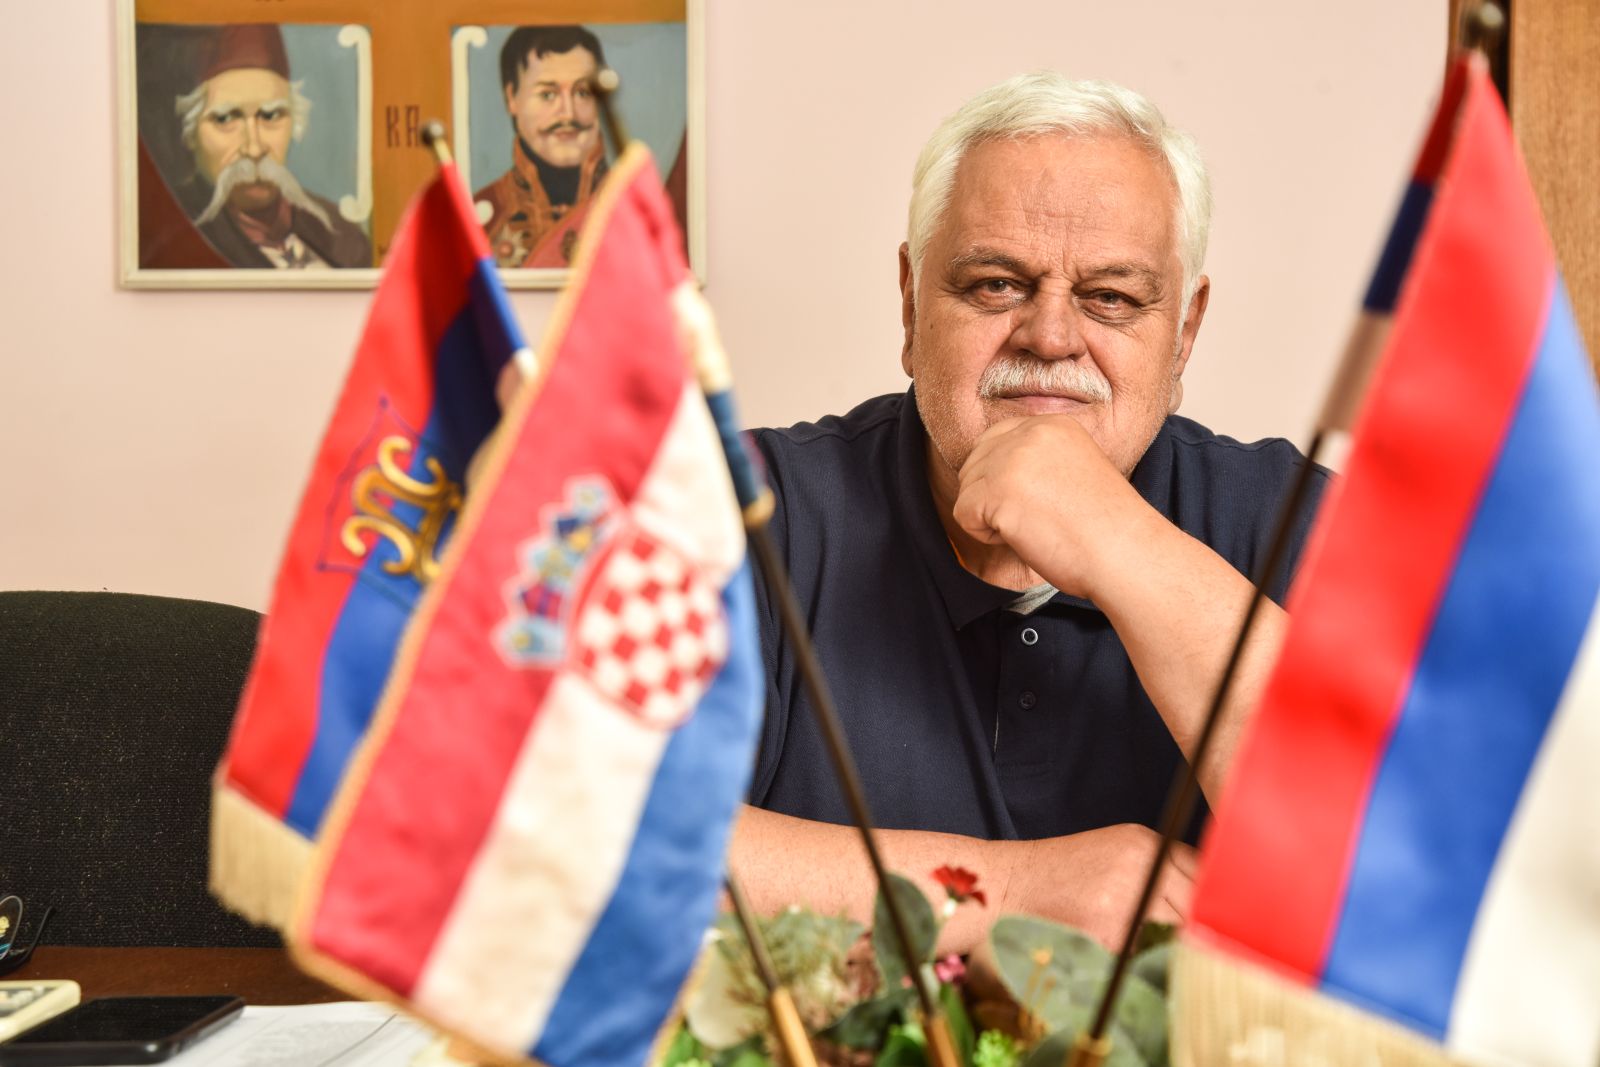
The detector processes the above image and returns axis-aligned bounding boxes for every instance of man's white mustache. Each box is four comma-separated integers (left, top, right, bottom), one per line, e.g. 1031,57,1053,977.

197,156,331,231
978,357,1113,404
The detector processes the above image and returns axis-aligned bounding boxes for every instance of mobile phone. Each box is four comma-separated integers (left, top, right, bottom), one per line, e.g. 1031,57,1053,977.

0,983,80,1043
0,995,244,1065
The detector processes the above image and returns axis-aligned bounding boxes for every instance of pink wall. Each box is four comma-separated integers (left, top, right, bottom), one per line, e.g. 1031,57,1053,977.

0,1,1444,610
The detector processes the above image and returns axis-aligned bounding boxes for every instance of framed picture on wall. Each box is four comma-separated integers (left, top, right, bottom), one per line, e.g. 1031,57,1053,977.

451,15,701,286
116,0,702,290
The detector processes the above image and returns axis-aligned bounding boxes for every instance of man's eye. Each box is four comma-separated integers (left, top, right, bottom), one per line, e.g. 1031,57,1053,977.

1086,291,1140,315
963,277,1027,309
207,112,240,128
576,87,594,99
257,107,287,123
539,90,558,102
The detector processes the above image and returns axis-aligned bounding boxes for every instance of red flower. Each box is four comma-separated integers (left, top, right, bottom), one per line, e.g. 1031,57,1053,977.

931,865,987,907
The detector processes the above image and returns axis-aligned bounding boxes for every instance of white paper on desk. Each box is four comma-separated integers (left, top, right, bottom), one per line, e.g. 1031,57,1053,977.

129,1001,434,1067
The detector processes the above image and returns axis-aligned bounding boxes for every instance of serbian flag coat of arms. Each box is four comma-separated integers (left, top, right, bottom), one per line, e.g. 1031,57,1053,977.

211,160,526,928
286,145,764,1067
1174,55,1600,1067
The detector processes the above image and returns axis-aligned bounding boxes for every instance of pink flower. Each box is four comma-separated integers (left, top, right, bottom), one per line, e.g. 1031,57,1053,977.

933,954,967,985
931,865,988,907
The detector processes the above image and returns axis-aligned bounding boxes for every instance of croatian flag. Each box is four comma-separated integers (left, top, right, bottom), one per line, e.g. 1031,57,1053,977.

1177,56,1600,1067
211,162,526,929
290,146,764,1067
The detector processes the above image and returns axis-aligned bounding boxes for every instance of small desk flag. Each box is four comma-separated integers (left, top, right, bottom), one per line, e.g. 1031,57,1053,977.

1176,55,1600,1067
210,162,525,929
288,146,764,1067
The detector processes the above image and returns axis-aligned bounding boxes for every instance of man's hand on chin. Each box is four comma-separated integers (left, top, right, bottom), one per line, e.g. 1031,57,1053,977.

949,411,1283,804
951,414,1161,599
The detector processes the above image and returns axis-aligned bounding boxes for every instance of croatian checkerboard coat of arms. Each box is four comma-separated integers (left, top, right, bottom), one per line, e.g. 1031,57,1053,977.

496,476,731,730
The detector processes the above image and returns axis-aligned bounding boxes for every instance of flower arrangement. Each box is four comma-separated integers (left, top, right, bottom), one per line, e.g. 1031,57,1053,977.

663,869,1174,1067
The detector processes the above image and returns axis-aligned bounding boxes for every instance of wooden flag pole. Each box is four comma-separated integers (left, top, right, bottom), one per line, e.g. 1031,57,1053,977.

725,876,821,1067
588,71,958,1067
1070,8,1505,1065
1071,432,1328,1067
593,67,631,161
420,121,452,167
671,284,960,1067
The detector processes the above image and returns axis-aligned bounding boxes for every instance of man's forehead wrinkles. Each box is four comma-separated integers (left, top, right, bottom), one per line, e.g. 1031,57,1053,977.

948,247,1035,274
1084,262,1163,285
206,97,287,114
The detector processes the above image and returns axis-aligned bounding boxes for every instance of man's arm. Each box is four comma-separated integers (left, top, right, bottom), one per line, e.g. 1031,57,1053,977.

731,805,1197,953
952,415,1289,803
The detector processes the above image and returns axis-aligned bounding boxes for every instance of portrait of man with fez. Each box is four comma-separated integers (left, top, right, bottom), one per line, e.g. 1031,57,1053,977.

474,25,611,270
135,24,371,271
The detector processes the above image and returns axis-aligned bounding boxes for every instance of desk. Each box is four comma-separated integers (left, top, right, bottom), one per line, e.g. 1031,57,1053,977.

10,948,344,1004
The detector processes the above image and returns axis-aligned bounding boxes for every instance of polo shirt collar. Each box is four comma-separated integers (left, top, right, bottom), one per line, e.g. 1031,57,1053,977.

892,386,1178,629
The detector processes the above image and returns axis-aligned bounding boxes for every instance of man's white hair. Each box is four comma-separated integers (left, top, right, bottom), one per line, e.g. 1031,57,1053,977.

176,78,313,149
907,71,1212,307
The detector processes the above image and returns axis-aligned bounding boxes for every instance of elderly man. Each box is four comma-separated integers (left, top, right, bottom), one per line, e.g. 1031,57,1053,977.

475,26,610,269
732,73,1328,951
171,25,370,269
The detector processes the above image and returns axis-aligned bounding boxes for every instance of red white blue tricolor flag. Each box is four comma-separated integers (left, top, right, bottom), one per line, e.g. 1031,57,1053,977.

1175,56,1600,1067
211,160,526,927
287,145,763,1067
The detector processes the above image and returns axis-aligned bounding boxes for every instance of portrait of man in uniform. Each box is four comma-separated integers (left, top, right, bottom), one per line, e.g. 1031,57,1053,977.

131,22,372,275
459,17,696,281
475,25,610,270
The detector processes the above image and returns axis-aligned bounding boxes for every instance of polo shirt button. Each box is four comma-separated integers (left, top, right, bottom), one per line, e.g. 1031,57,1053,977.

1020,627,1039,646
1019,690,1037,710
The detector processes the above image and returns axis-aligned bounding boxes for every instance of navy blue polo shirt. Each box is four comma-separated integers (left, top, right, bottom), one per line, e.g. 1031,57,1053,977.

746,389,1329,842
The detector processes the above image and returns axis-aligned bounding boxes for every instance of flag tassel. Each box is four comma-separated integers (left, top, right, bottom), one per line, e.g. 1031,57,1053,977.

1171,943,1460,1067
208,780,313,930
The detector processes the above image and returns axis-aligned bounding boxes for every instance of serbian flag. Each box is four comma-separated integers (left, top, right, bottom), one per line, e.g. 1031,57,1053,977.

1174,55,1600,1067
210,163,527,929
288,145,764,1067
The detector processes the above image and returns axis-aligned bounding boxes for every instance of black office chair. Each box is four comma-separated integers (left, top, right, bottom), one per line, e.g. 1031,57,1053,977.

0,590,279,947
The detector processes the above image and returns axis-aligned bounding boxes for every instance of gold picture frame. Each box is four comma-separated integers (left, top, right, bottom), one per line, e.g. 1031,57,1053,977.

116,0,704,290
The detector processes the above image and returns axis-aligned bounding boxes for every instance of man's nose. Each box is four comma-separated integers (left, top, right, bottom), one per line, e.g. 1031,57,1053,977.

555,90,576,120
1010,285,1086,361
241,117,266,159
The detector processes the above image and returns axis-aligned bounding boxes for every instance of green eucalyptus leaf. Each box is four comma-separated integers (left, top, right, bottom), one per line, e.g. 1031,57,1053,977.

987,916,1170,1065
819,987,917,1050
1132,921,1177,956
873,873,939,989
710,1036,774,1067
1111,974,1168,1067
660,1024,712,1067
1129,942,1172,996
989,916,1113,1032
874,1021,928,1067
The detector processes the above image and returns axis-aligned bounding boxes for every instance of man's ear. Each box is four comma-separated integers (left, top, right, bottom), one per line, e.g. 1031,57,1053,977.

898,242,916,378
504,83,517,114
1169,275,1210,413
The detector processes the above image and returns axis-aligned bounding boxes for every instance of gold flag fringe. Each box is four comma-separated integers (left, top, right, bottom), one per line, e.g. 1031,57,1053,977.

209,780,314,931
1171,940,1469,1067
